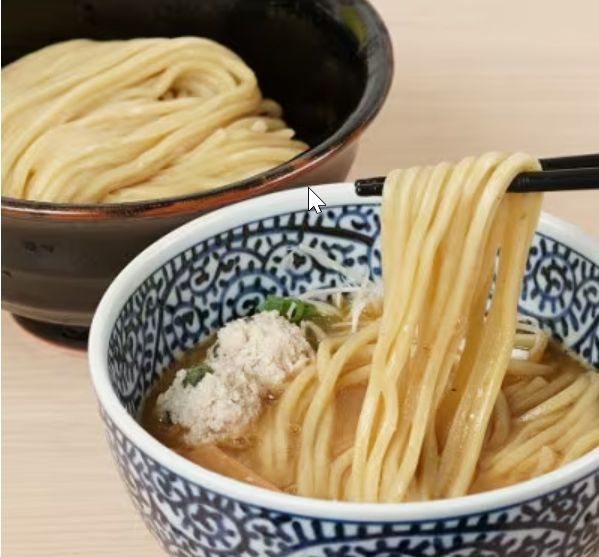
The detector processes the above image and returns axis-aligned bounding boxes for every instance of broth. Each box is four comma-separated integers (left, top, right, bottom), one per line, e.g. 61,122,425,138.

141,333,597,497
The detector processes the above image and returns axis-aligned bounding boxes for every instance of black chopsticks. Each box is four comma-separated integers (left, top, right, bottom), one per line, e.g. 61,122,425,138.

355,153,599,196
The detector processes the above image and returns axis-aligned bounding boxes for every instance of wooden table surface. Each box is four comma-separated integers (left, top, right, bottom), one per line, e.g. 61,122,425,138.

3,1,598,555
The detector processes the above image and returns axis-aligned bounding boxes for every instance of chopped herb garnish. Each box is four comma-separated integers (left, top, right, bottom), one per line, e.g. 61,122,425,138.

257,295,321,324
182,363,214,387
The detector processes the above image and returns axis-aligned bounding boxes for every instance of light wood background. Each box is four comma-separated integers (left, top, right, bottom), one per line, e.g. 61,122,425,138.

2,1,598,555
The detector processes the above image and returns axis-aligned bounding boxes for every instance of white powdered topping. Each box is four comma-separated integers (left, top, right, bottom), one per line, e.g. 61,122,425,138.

211,310,313,390
157,311,313,445
158,369,261,445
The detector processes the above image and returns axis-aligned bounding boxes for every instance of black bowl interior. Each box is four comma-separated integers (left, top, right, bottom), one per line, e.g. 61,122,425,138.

2,0,384,148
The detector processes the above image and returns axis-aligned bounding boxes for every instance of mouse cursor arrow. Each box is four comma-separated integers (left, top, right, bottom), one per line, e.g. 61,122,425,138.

307,187,326,214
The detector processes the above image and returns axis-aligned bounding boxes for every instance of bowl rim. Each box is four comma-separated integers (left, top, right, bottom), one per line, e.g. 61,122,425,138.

88,182,599,521
1,0,393,221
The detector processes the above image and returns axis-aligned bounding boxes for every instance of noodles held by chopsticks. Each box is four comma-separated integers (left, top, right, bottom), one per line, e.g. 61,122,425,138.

242,153,599,501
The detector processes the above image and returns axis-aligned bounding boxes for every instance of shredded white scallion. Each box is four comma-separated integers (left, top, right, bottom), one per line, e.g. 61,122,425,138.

286,243,366,285
285,243,383,332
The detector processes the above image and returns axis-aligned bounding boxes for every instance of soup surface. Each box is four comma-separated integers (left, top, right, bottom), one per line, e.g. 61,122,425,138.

141,306,598,499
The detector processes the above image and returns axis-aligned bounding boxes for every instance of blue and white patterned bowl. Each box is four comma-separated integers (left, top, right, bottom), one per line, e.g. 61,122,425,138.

88,183,599,557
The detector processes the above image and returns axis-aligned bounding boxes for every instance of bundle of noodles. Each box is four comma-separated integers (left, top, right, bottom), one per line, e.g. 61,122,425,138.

242,152,599,502
1,38,307,203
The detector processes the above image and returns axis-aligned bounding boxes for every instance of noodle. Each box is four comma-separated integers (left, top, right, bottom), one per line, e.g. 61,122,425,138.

245,153,599,501
142,152,599,502
1,38,307,203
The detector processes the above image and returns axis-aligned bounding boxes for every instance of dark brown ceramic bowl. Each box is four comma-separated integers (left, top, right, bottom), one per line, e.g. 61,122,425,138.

1,0,393,331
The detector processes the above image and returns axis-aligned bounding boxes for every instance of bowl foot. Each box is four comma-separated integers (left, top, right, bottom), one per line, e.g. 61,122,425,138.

13,315,89,350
